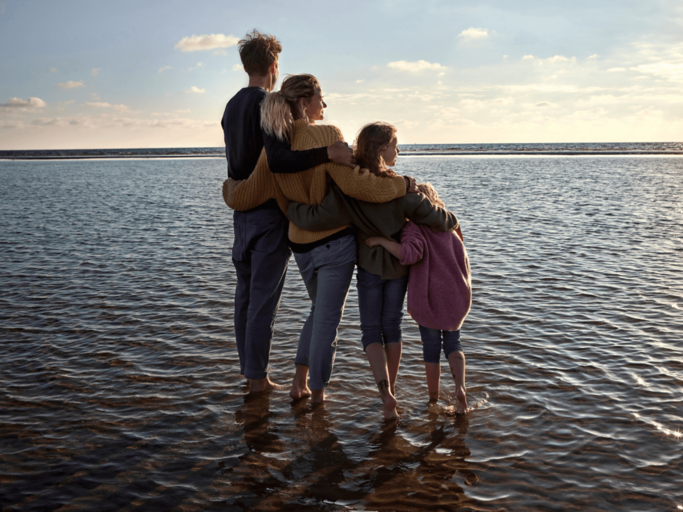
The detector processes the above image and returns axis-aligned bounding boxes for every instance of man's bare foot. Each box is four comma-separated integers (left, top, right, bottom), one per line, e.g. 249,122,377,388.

311,389,325,404
429,390,439,403
455,386,467,414
247,376,284,394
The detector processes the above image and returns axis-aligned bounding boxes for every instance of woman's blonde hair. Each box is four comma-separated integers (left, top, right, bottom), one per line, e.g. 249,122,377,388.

416,182,445,209
354,122,398,178
261,74,320,141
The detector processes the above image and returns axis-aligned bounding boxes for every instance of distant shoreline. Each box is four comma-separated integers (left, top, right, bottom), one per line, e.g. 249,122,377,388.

2,150,683,161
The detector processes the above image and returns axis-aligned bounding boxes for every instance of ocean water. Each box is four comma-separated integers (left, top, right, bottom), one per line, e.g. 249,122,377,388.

1,154,682,511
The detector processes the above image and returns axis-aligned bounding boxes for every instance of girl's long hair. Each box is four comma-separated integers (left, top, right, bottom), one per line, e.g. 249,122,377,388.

354,122,398,178
261,74,320,141
416,182,445,209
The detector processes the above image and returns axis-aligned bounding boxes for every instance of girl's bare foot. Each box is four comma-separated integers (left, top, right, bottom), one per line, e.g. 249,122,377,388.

248,376,284,394
455,386,467,414
377,379,399,419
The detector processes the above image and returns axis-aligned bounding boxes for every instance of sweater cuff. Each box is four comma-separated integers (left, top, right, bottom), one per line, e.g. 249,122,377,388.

313,146,330,166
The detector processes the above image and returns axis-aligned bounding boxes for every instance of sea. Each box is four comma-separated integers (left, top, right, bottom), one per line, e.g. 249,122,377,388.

1,143,682,511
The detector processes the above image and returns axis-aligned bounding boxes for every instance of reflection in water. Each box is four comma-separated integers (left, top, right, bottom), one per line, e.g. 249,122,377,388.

221,394,478,511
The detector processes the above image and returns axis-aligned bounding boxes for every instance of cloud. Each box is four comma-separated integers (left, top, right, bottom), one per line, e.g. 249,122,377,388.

1,97,47,108
232,63,243,71
50,68,58,73
91,68,101,77
521,55,576,65
458,27,489,39
607,67,626,72
356,79,364,83
186,86,205,93
587,54,599,61
534,102,554,107
159,66,172,73
83,102,129,112
189,62,204,71
631,62,683,81
56,80,84,89
175,33,239,52
387,60,446,72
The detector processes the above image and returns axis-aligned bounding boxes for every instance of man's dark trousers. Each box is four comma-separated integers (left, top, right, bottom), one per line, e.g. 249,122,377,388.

232,207,291,380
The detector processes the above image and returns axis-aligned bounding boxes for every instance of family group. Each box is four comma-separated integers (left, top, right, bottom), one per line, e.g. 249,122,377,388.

221,30,472,419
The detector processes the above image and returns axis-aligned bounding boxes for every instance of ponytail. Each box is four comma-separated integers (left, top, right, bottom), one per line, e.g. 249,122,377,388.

260,74,320,142
261,91,294,141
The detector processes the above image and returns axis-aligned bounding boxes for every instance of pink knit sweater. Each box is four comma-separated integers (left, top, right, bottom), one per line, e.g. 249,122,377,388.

400,221,472,331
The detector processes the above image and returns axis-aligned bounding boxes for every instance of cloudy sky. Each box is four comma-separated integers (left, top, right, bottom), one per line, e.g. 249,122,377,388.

1,0,682,149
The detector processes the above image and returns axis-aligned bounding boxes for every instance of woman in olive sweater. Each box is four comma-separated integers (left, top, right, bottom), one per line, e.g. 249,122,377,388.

223,75,414,406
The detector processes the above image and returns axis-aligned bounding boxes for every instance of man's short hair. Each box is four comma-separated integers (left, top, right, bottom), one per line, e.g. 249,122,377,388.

239,30,282,76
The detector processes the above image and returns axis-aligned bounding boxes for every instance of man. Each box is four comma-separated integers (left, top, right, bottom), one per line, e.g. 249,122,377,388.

221,30,355,393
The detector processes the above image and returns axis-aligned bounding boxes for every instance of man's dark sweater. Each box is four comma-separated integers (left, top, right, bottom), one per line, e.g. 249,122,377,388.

221,87,329,210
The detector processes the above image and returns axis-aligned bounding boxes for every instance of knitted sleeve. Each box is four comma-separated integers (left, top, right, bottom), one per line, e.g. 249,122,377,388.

298,124,407,204
221,149,290,214
399,221,427,265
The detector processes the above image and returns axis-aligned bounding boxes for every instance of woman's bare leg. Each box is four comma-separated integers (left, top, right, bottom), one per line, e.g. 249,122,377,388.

447,351,467,413
290,364,311,399
425,362,441,403
365,343,399,419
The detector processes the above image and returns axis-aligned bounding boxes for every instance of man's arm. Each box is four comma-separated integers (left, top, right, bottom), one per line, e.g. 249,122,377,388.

264,132,355,173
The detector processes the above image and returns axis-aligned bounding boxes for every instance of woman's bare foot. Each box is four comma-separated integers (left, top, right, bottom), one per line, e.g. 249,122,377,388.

428,390,439,403
248,376,284,394
311,389,325,404
455,386,467,414
290,364,312,399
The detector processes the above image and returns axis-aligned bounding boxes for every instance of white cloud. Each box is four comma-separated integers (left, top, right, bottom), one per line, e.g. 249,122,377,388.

521,55,576,65
522,55,535,60
83,102,129,112
232,63,243,72
57,80,84,89
50,68,58,73
175,33,239,52
1,97,47,108
587,54,599,61
458,27,489,39
91,68,101,77
607,67,626,72
534,101,555,107
189,62,204,71
387,60,446,72
159,66,172,73
356,79,364,83
91,93,101,100
631,62,683,81
186,86,205,93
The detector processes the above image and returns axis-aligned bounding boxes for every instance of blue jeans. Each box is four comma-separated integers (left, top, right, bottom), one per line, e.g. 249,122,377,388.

294,235,357,390
232,209,291,380
356,267,408,351
419,326,462,363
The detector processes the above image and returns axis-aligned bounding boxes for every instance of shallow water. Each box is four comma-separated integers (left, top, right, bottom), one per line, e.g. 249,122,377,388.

1,156,682,511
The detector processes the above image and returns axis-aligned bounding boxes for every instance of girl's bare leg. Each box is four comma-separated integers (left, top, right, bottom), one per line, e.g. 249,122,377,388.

365,343,399,419
384,342,402,396
447,351,467,413
290,364,312,399
425,362,441,403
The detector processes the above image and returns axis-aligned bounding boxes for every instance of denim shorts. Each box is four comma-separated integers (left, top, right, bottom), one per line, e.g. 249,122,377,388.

419,326,462,363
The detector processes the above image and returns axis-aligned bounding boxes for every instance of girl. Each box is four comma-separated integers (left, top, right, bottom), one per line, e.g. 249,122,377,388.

287,123,459,418
365,183,472,414
223,76,414,405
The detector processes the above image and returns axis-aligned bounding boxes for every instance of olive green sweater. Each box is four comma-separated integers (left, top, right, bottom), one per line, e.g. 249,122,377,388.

288,183,459,280
222,119,407,245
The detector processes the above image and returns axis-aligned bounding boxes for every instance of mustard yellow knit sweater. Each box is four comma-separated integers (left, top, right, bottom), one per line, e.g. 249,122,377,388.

223,119,407,244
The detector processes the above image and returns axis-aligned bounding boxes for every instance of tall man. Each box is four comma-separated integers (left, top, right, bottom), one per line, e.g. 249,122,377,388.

222,30,354,393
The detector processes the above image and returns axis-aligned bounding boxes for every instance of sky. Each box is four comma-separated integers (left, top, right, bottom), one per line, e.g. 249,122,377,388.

1,0,682,149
